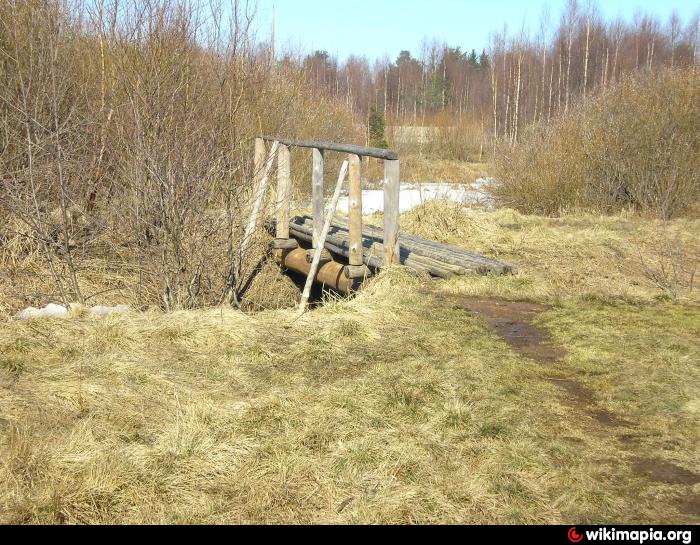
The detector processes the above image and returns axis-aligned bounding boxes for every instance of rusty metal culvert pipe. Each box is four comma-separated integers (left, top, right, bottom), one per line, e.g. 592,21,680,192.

275,248,356,294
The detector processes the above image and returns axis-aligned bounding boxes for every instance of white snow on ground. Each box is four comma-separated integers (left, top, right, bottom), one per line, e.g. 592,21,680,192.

336,178,496,215
89,305,131,317
16,303,71,320
15,303,132,320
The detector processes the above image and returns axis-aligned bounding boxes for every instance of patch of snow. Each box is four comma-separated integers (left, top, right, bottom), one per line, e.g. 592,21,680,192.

89,305,131,317
15,303,132,320
16,303,70,320
337,178,495,215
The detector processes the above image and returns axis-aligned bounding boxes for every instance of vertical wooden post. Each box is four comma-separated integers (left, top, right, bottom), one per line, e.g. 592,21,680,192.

242,140,279,253
276,144,291,239
348,154,363,267
253,137,266,203
383,159,400,267
312,148,324,249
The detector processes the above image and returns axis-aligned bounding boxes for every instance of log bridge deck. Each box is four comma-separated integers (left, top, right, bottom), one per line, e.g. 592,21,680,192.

245,136,515,298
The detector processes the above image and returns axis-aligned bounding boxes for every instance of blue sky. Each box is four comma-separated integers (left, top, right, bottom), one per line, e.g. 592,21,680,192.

255,0,699,61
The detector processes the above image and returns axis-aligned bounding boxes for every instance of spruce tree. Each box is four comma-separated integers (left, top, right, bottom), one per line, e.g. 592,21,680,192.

368,107,388,149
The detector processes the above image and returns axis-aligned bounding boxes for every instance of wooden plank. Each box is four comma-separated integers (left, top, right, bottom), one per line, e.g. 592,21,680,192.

259,136,398,160
348,154,363,267
299,160,350,315
383,159,400,267
312,148,324,249
275,144,292,239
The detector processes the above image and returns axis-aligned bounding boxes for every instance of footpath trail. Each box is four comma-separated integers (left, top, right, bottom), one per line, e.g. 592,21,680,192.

432,292,700,519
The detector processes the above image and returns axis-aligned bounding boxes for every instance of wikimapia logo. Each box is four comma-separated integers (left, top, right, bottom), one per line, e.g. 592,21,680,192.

567,527,693,544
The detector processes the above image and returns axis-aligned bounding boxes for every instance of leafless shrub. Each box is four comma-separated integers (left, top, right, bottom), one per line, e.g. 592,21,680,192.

0,0,358,312
636,220,698,298
493,69,699,218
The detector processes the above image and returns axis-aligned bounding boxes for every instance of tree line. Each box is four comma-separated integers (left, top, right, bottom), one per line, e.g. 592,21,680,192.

287,0,698,141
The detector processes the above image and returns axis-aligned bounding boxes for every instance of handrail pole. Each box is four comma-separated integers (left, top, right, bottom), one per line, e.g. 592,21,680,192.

259,136,398,161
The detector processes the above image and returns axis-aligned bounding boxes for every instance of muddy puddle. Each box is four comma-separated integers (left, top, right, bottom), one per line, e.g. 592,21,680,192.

631,459,700,486
677,494,700,516
442,296,564,364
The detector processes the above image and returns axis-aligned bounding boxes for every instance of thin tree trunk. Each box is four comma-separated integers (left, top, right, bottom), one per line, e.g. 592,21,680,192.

548,60,554,121
603,46,609,88
513,51,522,143
583,13,591,100
491,56,498,138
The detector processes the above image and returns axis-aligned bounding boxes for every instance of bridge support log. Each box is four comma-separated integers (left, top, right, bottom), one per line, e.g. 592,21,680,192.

272,238,298,250
278,249,356,294
344,264,370,280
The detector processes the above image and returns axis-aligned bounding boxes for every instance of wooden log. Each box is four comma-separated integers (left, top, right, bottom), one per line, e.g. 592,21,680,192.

403,254,467,276
279,249,354,294
383,159,400,267
288,222,383,268
312,148,324,249
309,215,512,272
299,160,349,314
288,228,384,269
295,215,512,274
344,265,371,280
276,144,292,239
402,245,495,274
348,154,363,267
306,248,332,264
272,238,299,250
290,221,484,275
403,257,455,279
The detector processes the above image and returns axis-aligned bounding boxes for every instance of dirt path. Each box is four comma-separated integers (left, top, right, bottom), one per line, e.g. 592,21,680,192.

437,293,700,518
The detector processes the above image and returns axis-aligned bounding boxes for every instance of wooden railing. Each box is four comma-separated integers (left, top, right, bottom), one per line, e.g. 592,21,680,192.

253,136,401,268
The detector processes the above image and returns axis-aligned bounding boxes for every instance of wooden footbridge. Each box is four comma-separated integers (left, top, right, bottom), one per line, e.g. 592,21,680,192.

245,136,514,308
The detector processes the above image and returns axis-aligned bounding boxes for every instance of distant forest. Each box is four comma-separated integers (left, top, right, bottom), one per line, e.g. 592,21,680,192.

285,1,698,140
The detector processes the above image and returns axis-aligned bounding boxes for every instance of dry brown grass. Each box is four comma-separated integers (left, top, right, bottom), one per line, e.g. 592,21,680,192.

361,155,490,185
403,201,700,305
1,203,699,524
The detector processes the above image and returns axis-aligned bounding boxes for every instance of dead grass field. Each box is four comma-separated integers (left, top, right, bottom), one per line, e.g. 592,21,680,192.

1,204,699,524
363,155,490,184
